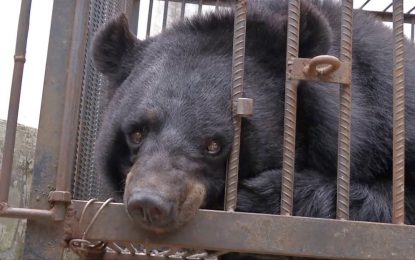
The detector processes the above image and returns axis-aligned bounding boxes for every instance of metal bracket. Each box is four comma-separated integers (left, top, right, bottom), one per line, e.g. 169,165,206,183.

49,191,72,203
48,191,72,221
288,55,352,85
236,98,254,117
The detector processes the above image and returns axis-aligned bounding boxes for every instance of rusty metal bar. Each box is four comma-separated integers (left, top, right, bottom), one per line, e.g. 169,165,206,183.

146,0,154,38
365,10,415,23
392,0,406,225
224,0,247,211
411,20,414,42
336,0,353,220
0,203,53,220
55,0,90,194
162,0,169,31
71,201,415,259
281,0,301,216
0,0,32,203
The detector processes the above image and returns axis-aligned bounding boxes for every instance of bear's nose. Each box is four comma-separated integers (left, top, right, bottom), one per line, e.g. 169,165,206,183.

127,191,172,226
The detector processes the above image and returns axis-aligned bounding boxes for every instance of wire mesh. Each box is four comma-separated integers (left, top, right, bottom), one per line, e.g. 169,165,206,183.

72,0,123,200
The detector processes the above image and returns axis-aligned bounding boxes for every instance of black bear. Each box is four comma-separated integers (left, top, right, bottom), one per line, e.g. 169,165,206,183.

93,0,415,233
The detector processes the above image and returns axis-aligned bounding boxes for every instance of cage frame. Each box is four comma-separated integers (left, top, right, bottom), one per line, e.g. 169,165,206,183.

0,0,414,259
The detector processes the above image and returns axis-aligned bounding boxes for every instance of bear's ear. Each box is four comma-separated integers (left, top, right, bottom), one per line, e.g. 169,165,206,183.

92,14,141,84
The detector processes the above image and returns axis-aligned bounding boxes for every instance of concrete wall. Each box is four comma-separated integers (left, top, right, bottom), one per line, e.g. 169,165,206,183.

0,120,37,260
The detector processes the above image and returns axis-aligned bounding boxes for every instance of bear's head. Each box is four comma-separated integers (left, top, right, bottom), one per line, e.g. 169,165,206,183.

93,0,332,233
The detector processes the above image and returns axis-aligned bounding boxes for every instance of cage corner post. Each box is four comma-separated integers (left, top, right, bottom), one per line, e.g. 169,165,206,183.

23,0,90,259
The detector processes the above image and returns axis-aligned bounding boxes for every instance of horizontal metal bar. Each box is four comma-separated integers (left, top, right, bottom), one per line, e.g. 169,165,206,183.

289,58,351,84
364,10,415,23
147,1,415,22
0,203,53,220
71,201,415,259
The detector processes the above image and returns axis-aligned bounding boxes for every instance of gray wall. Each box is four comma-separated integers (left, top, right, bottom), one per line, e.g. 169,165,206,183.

0,120,36,260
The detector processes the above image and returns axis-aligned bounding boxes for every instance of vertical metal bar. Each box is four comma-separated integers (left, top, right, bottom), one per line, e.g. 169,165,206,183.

224,0,247,211
0,0,32,203
162,0,169,32
281,0,301,216
336,0,353,220
198,0,203,15
215,0,220,12
181,0,186,20
392,0,405,225
404,6,415,43
24,0,90,258
146,0,154,38
55,0,90,193
124,0,140,35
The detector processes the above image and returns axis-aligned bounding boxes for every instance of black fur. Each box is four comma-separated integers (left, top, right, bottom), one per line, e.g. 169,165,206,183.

93,0,415,226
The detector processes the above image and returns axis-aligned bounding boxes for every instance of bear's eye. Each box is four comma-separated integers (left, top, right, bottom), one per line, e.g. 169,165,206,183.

207,140,221,155
130,131,144,145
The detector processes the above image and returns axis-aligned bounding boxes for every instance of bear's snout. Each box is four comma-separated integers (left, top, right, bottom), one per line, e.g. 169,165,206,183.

126,190,173,228
123,153,207,233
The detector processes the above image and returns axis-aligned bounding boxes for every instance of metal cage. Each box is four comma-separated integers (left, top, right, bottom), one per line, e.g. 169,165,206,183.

1,0,415,259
